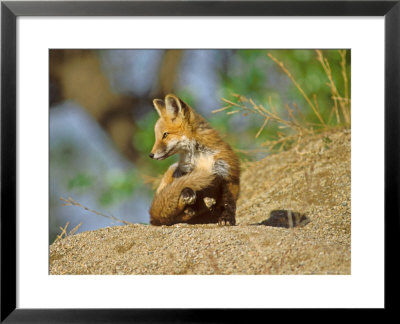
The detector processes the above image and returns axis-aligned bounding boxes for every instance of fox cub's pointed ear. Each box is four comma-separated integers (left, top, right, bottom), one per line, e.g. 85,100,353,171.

153,99,166,117
165,94,190,120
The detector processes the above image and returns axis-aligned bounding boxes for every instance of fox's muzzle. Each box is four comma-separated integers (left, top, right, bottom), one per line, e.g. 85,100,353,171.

149,153,154,159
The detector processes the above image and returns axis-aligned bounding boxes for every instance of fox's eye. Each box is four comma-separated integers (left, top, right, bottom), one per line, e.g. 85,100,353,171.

162,132,168,139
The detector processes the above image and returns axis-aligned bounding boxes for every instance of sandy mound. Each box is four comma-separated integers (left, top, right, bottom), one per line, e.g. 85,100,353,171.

50,130,351,274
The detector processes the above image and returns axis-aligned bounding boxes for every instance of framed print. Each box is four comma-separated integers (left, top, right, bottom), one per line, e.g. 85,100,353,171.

1,0,399,321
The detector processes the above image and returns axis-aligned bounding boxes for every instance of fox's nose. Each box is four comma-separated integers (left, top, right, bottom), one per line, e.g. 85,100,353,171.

149,153,154,159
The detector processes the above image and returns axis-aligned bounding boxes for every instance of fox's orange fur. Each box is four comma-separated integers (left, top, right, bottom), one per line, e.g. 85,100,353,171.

149,94,240,226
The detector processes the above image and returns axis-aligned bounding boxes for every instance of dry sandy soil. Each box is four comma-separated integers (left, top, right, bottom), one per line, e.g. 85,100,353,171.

50,129,351,275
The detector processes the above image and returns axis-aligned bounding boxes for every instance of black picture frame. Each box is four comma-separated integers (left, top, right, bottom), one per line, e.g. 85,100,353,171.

1,0,398,322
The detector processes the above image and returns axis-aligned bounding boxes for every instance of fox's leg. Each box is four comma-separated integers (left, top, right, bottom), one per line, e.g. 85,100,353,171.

150,167,216,225
203,197,216,211
182,207,196,221
156,164,197,220
178,187,198,222
218,181,240,226
175,189,219,223
178,187,196,209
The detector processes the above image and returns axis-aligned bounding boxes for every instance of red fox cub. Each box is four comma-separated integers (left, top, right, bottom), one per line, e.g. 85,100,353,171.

149,94,240,226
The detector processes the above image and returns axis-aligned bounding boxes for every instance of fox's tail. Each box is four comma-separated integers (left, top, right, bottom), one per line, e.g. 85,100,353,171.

149,169,216,225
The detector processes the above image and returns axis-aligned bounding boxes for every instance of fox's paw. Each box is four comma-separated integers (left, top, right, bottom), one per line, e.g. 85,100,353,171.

182,207,196,221
218,210,236,226
203,197,216,210
180,187,196,205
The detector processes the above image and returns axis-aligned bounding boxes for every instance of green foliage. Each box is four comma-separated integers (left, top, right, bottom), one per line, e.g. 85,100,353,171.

99,169,137,206
133,112,158,154
175,89,196,109
67,173,93,191
65,169,144,207
222,50,270,103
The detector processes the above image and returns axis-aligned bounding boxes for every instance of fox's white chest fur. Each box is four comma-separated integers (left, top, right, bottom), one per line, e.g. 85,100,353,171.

177,136,229,178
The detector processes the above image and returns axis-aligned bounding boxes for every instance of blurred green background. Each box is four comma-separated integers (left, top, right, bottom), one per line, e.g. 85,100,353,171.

49,49,350,242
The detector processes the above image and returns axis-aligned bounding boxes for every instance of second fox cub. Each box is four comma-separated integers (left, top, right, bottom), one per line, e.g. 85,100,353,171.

149,94,240,226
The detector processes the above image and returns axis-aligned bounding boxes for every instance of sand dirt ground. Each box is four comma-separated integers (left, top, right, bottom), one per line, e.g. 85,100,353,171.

50,130,351,275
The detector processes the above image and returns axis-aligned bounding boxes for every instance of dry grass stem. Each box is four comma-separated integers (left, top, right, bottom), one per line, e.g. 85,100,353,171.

69,222,83,236
312,94,321,114
267,52,326,126
53,222,69,243
339,50,349,104
255,118,269,139
331,96,351,102
211,105,231,114
219,93,314,152
53,220,83,244
60,197,133,225
315,50,350,125
268,96,278,115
